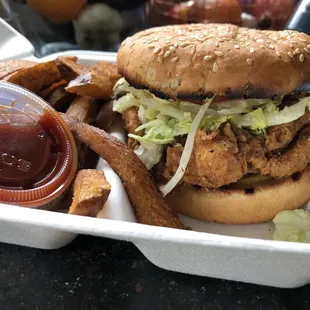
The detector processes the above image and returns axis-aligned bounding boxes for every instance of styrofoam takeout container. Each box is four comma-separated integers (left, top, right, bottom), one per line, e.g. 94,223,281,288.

1,20,310,288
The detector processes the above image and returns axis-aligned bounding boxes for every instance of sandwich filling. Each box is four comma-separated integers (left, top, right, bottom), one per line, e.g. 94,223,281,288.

113,78,310,195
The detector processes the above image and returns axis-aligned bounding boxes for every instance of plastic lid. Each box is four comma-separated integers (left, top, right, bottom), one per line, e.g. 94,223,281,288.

0,81,77,207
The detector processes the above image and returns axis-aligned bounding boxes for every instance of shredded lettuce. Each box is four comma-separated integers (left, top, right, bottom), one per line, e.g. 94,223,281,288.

134,143,163,170
113,78,310,169
233,98,310,131
129,113,193,145
265,98,310,126
112,93,139,113
200,115,229,131
232,108,267,135
273,209,310,243
210,98,273,110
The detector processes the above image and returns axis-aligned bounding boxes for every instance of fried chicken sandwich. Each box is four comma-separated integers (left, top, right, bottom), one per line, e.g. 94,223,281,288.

113,24,310,224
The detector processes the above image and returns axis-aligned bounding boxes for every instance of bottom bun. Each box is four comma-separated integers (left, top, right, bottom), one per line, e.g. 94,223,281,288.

165,166,310,224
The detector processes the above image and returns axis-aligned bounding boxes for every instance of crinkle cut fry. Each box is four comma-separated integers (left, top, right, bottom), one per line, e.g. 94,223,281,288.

61,114,185,229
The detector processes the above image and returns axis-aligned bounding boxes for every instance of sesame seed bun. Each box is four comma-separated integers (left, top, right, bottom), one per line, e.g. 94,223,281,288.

118,24,310,101
165,166,310,224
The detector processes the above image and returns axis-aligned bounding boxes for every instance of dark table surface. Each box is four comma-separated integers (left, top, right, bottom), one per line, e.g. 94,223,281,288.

0,236,310,310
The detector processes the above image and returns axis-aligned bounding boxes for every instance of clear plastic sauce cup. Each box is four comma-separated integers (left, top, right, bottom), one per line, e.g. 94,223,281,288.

0,81,77,207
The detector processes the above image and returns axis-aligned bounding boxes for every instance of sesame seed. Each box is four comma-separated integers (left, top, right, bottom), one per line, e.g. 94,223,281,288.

259,45,265,49
287,51,294,58
129,42,135,48
148,45,155,49
174,43,178,48
154,47,161,54
269,44,275,50
276,51,281,57
293,48,301,55
246,58,253,66
214,51,224,56
299,38,307,43
304,47,310,53
234,44,240,49
164,51,171,58
308,44,310,49
158,57,163,64
213,62,219,72
204,55,212,61
299,54,304,62
256,39,264,43
169,46,175,52
172,57,179,63
287,35,291,40
166,41,171,44
215,42,220,47
180,42,188,47
250,48,255,53
189,44,195,49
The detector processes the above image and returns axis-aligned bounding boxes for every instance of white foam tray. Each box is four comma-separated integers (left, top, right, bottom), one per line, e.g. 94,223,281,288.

1,20,310,288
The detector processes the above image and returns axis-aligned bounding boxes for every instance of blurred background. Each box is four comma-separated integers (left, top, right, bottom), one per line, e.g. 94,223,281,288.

0,0,307,57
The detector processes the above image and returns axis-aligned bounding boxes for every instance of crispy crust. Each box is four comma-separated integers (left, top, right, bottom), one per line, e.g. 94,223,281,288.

0,60,37,80
65,61,120,100
5,60,61,94
165,166,310,224
118,24,310,101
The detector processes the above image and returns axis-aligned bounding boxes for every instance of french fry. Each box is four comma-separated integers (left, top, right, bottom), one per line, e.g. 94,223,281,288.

66,96,100,166
40,79,67,99
66,96,99,123
91,61,120,84
65,61,120,100
5,60,61,94
65,73,110,100
46,86,76,112
56,56,87,81
69,169,111,217
95,101,119,131
0,60,37,80
62,114,185,229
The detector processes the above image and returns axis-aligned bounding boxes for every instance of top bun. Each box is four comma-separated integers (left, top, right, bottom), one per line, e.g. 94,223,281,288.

117,24,310,101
